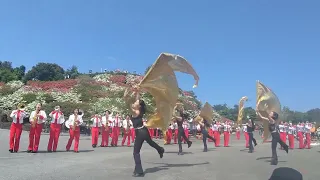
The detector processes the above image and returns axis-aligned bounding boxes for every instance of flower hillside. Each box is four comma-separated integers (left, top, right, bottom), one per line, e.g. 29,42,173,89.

0,71,202,121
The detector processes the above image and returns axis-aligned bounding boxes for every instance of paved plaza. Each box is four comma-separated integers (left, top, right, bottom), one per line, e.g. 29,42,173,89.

0,129,319,180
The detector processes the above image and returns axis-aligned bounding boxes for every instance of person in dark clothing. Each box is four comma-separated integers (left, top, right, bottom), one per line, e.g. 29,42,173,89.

124,90,165,177
247,118,257,153
257,111,289,165
173,104,192,155
198,118,216,152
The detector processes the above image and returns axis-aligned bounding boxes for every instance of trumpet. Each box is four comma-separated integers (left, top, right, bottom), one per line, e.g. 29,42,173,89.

73,114,77,131
32,109,40,128
17,103,25,111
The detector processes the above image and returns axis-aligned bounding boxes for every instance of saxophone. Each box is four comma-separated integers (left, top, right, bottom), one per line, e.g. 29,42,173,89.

32,109,40,128
73,114,78,131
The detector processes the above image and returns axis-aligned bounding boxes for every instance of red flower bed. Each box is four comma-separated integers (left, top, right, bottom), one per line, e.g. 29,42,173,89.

26,79,78,91
109,75,126,84
90,81,110,87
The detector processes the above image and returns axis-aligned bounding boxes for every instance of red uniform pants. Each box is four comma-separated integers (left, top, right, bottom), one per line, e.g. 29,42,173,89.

121,129,131,146
166,129,172,144
183,129,189,143
9,123,23,152
130,128,135,142
236,131,240,140
66,127,80,151
149,128,154,139
28,124,43,152
288,134,294,149
297,132,304,149
91,127,99,145
155,129,159,139
47,123,61,151
174,129,178,143
208,129,214,142
224,131,230,147
111,127,120,145
101,127,110,146
214,131,220,147
244,132,249,148
305,133,311,149
280,132,287,144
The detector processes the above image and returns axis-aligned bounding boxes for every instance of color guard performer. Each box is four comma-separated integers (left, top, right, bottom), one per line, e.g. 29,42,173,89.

287,122,295,149
47,106,65,152
111,112,121,146
101,110,111,147
257,111,288,165
9,103,27,153
90,114,102,148
223,121,231,147
65,109,84,153
28,103,47,153
121,115,132,146
198,118,216,152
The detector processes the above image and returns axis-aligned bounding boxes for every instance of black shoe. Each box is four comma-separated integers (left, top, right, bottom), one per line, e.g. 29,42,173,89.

270,159,278,165
187,141,192,148
248,150,253,153
9,149,13,153
100,145,105,147
92,144,96,148
27,150,32,153
178,152,184,155
74,151,79,153
32,151,37,153
158,147,164,158
203,149,208,152
47,150,52,153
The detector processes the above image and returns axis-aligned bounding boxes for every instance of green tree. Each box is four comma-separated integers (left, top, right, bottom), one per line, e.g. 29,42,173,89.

66,65,80,79
24,63,65,81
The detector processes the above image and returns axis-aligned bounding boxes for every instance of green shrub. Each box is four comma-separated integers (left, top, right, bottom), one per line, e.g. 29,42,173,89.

43,93,55,103
22,93,37,103
0,85,15,96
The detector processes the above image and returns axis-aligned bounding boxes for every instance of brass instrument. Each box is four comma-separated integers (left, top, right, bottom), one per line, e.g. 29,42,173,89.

32,109,40,128
17,103,25,111
73,114,78,131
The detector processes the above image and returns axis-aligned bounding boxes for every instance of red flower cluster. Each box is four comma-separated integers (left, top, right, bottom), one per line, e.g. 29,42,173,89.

109,75,126,84
26,79,78,91
183,91,191,96
90,81,110,87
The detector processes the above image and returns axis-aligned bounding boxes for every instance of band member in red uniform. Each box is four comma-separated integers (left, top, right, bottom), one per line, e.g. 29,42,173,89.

165,124,173,144
148,128,154,139
66,109,84,153
243,124,249,148
213,122,221,147
287,122,295,149
223,121,231,147
304,122,312,149
28,103,47,153
296,122,304,149
90,114,102,148
121,115,132,146
111,112,121,146
47,106,65,152
101,110,111,147
9,104,27,153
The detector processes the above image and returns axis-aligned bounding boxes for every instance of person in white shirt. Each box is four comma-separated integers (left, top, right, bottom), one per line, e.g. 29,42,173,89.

213,122,221,147
304,121,312,149
223,121,232,147
121,115,132,146
111,112,122,146
164,124,173,144
296,122,304,149
101,110,111,147
287,122,295,149
28,103,47,153
90,114,102,148
65,109,84,153
9,104,27,153
235,126,241,140
47,106,65,152
242,124,249,148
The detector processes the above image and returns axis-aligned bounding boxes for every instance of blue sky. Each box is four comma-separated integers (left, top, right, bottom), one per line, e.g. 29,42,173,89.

1,0,319,112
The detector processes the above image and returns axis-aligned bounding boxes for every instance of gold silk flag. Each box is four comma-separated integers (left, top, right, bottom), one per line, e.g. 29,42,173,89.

139,53,199,132
199,102,214,124
256,81,281,141
237,96,248,126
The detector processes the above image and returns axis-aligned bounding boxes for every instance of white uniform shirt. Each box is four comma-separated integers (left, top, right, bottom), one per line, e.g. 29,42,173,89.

287,126,295,135
304,123,312,133
278,124,285,132
49,111,65,124
196,124,201,131
243,125,247,132
66,114,84,127
10,110,27,124
29,110,47,124
173,122,178,129
112,116,122,127
296,124,303,132
122,120,132,129
90,116,102,127
101,115,112,127
182,123,189,130
213,124,219,131
236,127,240,132
224,124,231,132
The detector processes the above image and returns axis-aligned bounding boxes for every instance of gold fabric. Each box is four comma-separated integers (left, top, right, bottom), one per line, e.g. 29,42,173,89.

139,53,199,131
237,96,248,126
199,102,214,124
256,81,281,141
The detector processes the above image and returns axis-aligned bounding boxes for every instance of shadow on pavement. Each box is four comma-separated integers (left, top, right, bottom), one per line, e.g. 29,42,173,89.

20,149,94,153
256,156,286,163
144,162,210,174
164,151,193,154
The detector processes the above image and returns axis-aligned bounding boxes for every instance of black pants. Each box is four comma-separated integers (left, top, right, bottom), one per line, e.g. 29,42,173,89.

133,127,163,174
271,132,287,161
248,132,254,151
178,127,190,152
201,129,215,150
